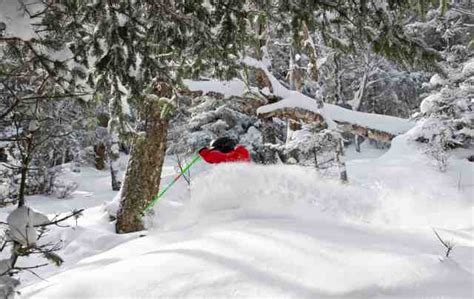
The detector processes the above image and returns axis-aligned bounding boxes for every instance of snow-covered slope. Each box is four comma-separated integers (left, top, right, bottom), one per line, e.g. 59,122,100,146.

21,212,473,298
19,138,474,298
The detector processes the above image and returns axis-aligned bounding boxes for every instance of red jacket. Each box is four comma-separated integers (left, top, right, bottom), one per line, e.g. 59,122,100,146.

199,145,251,164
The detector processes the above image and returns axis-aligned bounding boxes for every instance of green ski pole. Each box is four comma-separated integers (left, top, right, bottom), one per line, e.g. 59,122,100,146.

143,154,202,214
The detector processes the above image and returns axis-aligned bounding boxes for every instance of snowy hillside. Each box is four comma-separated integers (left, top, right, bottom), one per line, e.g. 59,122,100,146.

16,137,474,298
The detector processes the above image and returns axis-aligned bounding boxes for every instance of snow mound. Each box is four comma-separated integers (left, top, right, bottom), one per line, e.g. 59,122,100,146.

420,93,442,114
174,164,376,227
429,73,445,87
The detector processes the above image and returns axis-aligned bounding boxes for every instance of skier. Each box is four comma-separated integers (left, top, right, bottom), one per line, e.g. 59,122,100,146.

198,137,251,164
144,137,250,213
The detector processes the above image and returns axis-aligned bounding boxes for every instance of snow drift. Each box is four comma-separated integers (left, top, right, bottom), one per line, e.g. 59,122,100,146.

175,164,377,227
20,146,474,298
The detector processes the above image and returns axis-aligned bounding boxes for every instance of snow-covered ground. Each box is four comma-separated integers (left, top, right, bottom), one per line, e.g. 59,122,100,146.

7,137,474,298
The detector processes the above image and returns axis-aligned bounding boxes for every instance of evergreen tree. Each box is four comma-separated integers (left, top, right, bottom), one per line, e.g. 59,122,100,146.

0,2,90,206
47,0,253,233
46,0,448,233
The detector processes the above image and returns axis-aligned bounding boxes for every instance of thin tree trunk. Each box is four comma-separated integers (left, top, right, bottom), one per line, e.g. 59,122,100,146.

72,139,81,173
302,21,318,82
94,143,106,170
335,140,348,183
313,147,318,169
355,135,361,153
109,160,121,191
18,136,33,207
351,69,368,111
334,54,343,105
18,165,28,207
108,132,121,191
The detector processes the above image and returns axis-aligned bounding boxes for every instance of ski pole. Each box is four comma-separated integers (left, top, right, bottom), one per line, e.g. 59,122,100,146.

143,154,202,213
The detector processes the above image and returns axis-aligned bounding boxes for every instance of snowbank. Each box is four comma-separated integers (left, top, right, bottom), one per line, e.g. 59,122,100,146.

9,137,473,299
350,135,474,229
20,149,474,298
21,216,474,298
21,164,474,298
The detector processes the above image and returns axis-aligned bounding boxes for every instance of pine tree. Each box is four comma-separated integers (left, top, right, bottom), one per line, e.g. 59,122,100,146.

0,4,90,206
47,0,253,233
45,0,448,233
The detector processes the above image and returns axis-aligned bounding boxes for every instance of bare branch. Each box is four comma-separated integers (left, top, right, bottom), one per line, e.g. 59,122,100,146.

175,154,191,185
34,209,84,228
433,228,455,258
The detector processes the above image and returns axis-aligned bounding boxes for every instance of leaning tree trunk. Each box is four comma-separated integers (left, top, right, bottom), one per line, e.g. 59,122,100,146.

115,83,172,234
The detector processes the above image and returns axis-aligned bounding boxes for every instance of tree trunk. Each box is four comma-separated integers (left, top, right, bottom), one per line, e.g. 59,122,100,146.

261,118,278,164
108,132,122,191
115,83,172,234
351,68,368,111
313,147,318,169
18,136,33,207
72,140,81,173
94,143,106,170
355,135,361,153
335,139,348,183
302,21,318,82
18,165,28,207
334,54,343,105
109,160,121,191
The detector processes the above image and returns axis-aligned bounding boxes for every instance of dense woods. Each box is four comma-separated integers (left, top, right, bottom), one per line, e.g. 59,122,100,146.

0,0,472,297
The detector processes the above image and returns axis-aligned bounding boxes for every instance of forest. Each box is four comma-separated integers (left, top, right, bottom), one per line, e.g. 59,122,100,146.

0,0,473,298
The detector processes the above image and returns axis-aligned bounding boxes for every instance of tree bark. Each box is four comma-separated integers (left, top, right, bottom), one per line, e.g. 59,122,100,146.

355,135,361,153
313,147,318,169
94,143,106,170
108,132,122,191
351,68,368,111
335,139,348,183
18,136,33,207
115,83,172,234
261,118,278,164
18,165,28,207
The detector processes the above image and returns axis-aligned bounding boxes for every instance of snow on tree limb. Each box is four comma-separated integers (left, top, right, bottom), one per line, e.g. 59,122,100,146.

184,57,415,136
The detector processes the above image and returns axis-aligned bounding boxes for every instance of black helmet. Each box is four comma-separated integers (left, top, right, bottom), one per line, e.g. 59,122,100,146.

211,137,237,153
